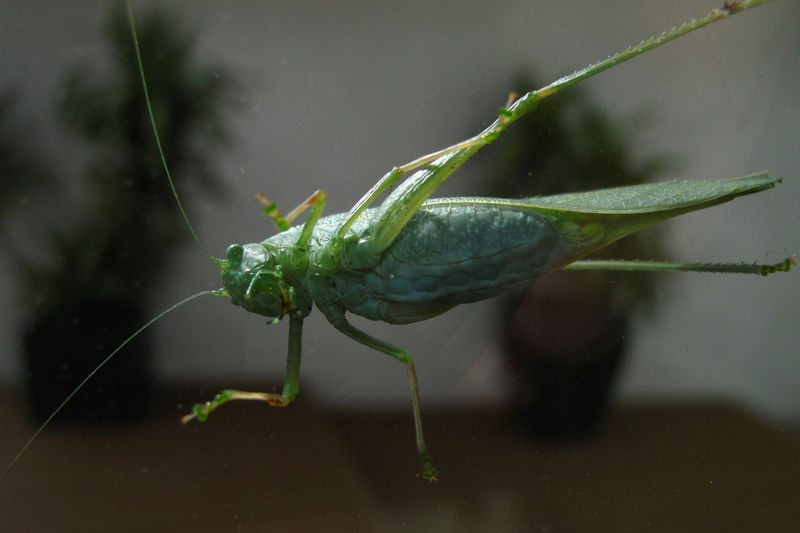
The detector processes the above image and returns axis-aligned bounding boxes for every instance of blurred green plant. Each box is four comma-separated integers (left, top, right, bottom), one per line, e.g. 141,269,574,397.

16,4,236,423
0,91,56,268
22,3,233,318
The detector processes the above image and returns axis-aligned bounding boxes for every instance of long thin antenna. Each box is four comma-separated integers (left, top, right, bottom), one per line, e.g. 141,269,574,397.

125,0,223,266
0,289,225,481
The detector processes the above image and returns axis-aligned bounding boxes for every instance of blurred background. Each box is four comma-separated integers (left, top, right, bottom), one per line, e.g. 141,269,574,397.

0,1,798,531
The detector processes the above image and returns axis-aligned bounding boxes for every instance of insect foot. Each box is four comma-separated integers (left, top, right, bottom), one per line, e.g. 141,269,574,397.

181,389,290,424
421,453,439,482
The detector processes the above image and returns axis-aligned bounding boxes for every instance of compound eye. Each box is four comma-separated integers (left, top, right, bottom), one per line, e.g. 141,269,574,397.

225,244,244,264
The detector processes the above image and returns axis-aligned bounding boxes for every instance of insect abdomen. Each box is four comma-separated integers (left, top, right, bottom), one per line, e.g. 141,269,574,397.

337,201,557,323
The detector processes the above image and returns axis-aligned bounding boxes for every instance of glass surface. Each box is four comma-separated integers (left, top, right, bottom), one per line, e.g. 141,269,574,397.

1,1,798,531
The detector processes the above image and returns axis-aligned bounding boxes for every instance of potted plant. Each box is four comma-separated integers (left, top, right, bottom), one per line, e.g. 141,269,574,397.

480,74,673,440
18,4,232,424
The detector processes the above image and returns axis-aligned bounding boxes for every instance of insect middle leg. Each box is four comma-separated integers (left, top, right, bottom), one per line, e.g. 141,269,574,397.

321,306,438,481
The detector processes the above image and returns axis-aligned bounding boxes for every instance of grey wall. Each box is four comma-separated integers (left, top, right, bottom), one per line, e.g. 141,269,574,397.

1,0,798,420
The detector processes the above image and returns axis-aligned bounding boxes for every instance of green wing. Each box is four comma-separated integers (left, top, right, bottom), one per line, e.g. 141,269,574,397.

424,172,780,269
519,173,779,213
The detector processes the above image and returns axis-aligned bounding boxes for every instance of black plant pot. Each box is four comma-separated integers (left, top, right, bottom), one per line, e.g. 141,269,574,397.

23,301,152,425
503,273,628,443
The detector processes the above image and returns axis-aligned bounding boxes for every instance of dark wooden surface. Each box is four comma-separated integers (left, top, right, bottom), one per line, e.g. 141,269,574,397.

1,387,798,532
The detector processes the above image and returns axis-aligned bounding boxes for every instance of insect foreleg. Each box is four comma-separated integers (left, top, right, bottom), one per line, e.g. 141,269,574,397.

182,314,305,423
320,305,438,481
257,190,327,234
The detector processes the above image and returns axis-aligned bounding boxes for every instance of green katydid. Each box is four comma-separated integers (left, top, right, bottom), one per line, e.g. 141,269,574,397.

1,0,792,482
